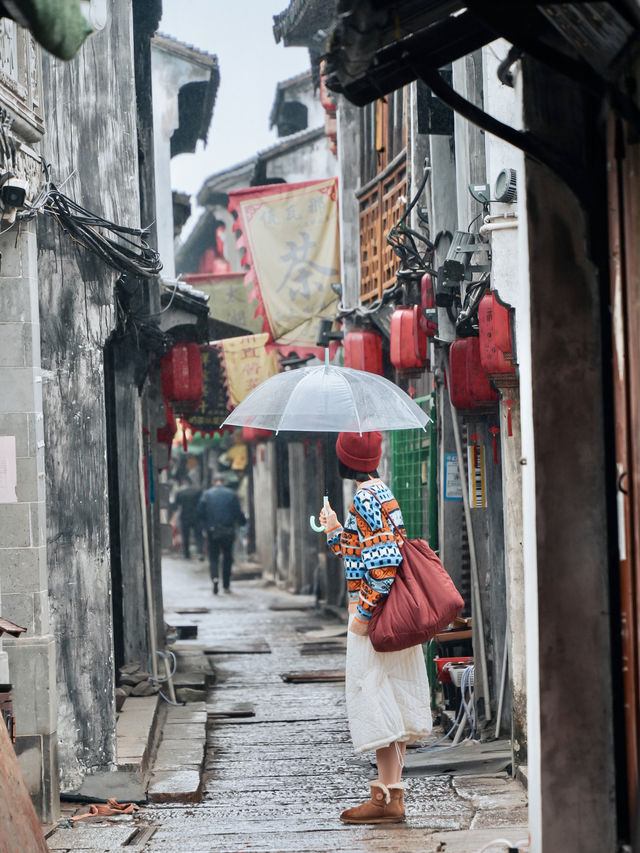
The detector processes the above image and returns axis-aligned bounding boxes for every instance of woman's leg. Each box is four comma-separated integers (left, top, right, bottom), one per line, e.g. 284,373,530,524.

375,742,406,785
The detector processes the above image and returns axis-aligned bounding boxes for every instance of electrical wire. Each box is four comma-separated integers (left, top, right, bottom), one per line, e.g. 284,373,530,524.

19,160,162,278
139,279,183,318
151,649,177,683
416,664,477,751
386,163,435,275
150,649,185,706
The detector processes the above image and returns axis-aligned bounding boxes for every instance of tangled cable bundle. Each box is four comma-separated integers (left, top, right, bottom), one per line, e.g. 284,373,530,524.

19,163,162,278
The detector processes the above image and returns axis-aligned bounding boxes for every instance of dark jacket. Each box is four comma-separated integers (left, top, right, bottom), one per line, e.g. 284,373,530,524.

198,485,246,531
173,485,202,524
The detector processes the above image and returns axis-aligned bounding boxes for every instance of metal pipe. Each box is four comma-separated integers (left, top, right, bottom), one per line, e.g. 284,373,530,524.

495,622,509,737
445,356,492,721
162,654,177,704
479,218,518,237
137,397,158,682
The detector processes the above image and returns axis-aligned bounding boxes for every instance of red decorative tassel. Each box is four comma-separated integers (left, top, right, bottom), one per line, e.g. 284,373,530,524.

506,397,513,437
489,426,500,465
182,419,188,452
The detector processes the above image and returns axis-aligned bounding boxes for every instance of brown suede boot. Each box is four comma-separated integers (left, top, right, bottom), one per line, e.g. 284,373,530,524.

339,780,406,824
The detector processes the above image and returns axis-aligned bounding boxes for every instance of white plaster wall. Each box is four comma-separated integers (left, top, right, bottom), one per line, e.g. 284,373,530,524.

277,75,326,131
151,45,214,280
265,133,337,184
482,40,540,852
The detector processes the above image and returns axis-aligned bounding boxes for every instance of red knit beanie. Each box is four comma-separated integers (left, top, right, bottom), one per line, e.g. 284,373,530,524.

336,431,382,472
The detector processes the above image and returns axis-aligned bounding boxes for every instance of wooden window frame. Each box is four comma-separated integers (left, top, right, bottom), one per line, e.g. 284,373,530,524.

358,91,408,303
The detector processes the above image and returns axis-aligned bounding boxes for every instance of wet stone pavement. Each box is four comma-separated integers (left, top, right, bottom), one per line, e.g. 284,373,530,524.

54,555,529,852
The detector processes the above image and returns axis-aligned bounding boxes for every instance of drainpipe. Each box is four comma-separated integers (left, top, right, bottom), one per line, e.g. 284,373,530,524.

445,354,492,722
137,397,159,683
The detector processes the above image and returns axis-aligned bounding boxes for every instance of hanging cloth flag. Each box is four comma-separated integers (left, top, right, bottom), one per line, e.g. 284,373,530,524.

218,332,278,408
5,0,94,60
184,346,231,436
181,272,264,335
228,178,340,356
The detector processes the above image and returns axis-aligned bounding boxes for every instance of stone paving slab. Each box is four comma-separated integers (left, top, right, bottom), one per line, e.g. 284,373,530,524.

162,722,205,739
163,702,207,723
404,738,512,776
147,769,202,803
46,824,137,849
153,738,204,770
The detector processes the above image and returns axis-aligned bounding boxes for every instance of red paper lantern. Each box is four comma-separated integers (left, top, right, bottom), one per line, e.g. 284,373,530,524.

161,343,203,407
343,330,383,375
390,306,428,372
242,427,272,443
449,337,499,410
478,292,516,376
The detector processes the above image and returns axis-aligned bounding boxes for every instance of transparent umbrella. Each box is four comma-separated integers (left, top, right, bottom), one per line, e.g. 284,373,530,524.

221,357,431,531
221,362,430,434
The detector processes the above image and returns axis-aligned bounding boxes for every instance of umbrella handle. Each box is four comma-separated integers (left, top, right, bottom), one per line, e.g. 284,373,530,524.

309,495,329,533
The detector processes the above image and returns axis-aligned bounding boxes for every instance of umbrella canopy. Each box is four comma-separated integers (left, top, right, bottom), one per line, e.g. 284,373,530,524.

221,363,430,433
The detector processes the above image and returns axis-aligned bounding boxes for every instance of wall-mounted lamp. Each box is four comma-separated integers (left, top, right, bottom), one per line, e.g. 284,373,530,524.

494,168,517,203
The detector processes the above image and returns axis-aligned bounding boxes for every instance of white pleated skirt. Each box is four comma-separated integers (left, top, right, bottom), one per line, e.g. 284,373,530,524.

345,618,433,754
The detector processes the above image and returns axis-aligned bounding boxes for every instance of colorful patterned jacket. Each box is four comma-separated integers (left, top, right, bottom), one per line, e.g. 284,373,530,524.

326,478,405,624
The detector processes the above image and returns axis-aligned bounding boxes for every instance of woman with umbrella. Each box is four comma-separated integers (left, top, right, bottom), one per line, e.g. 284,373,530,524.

319,430,432,824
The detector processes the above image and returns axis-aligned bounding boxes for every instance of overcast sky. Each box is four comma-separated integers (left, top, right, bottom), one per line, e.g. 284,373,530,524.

159,1,310,201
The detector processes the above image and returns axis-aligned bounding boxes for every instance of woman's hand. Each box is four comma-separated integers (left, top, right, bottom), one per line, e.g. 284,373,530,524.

349,619,369,636
319,500,338,532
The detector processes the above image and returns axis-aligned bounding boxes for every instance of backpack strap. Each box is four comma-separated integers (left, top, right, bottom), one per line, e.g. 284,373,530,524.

359,487,407,543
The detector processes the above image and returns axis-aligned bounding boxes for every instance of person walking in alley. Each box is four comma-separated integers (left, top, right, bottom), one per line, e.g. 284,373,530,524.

172,478,204,561
319,431,432,824
199,474,247,594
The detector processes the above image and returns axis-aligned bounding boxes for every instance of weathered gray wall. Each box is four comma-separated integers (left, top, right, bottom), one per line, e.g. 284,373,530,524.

0,221,60,821
286,440,326,594
110,349,147,668
465,417,506,726
524,60,617,850
253,441,278,576
38,1,141,790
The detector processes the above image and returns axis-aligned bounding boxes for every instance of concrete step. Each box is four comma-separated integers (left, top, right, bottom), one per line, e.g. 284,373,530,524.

116,695,161,779
147,701,207,804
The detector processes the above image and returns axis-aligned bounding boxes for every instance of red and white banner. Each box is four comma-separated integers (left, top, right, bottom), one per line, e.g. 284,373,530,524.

228,178,340,356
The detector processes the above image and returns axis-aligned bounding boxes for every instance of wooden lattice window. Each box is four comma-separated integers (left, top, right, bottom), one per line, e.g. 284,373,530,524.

358,155,407,303
358,91,407,303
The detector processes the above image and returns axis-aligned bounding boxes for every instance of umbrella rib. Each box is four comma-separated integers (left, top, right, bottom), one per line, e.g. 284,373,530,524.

389,385,431,429
334,367,362,434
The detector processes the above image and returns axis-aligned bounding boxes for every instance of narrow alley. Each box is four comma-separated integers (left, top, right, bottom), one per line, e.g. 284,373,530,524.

46,555,528,853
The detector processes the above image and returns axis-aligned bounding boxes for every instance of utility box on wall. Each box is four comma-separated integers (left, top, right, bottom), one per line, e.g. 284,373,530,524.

343,329,384,375
478,291,516,378
449,337,499,410
390,306,428,372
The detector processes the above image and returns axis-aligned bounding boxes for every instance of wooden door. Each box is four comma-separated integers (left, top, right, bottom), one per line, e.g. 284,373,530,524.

607,111,640,826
